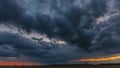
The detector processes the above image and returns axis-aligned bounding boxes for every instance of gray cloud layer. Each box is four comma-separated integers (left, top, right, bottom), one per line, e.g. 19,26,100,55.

0,0,120,64
0,32,83,64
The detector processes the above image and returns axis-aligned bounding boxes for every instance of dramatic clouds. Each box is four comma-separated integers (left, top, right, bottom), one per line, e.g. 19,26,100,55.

0,0,120,65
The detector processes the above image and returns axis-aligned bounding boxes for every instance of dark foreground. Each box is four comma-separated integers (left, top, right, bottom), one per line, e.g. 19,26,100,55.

1,64,120,68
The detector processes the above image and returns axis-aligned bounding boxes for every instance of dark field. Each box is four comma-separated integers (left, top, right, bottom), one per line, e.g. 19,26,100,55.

1,64,120,68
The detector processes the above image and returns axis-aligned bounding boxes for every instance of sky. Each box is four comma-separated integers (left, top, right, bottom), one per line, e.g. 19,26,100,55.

0,0,120,66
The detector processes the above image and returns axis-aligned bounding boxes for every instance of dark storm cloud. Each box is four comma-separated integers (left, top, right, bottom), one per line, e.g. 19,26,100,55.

0,32,82,64
91,14,120,53
0,0,107,50
0,45,19,57
0,32,39,49
30,0,107,50
1,0,120,64
0,0,23,21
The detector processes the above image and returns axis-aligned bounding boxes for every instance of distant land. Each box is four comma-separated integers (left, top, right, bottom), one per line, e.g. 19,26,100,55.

1,64,120,68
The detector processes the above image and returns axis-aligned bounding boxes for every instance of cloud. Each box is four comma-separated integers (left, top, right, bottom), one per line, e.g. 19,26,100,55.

0,31,83,64
0,0,23,21
0,0,108,50
0,0,120,64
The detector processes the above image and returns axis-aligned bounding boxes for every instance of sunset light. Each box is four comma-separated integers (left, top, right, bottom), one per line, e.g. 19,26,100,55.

0,61,34,66
72,54,120,62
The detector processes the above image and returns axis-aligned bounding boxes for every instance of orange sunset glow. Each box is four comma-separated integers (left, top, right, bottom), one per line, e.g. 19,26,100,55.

0,61,35,66
71,54,120,62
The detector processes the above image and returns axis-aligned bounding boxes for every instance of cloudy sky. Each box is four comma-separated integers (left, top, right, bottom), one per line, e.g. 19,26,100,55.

0,0,120,66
